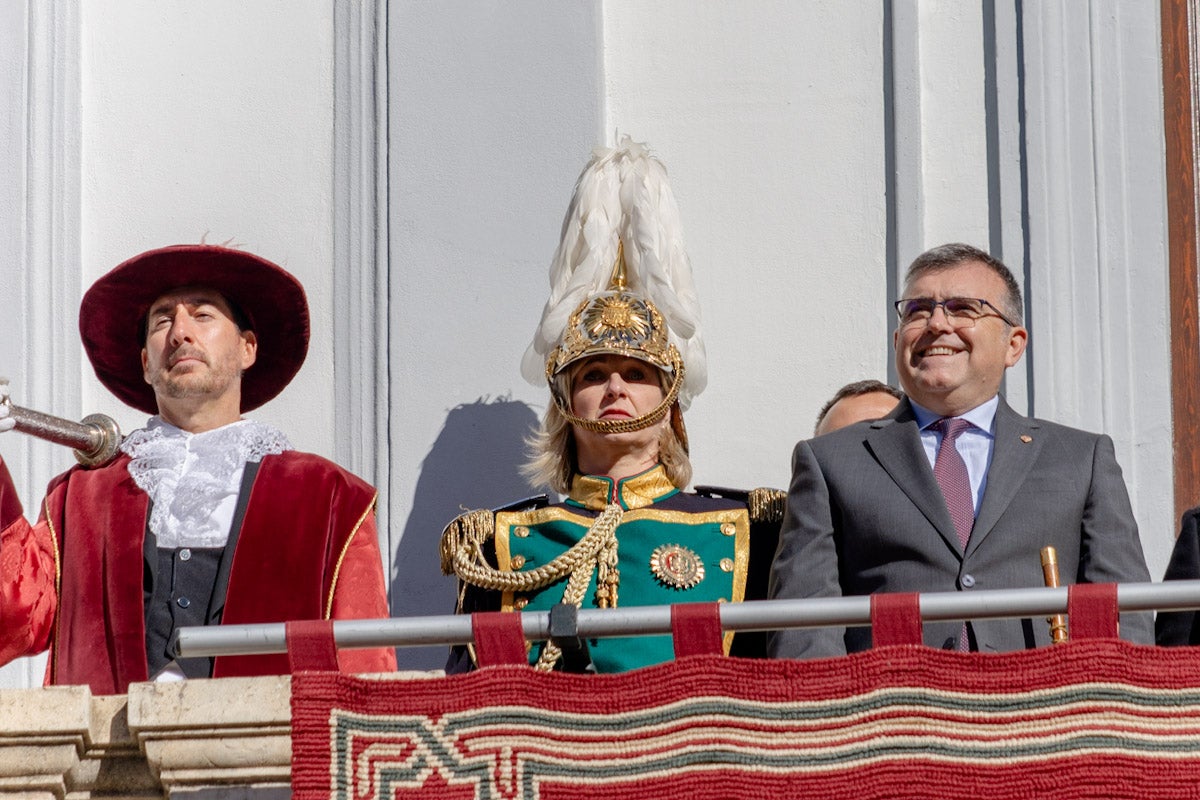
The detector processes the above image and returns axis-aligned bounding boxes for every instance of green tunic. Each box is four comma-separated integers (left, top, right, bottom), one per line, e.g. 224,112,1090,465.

490,466,752,672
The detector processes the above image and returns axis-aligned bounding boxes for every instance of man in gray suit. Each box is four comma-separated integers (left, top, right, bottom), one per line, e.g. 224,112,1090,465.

768,243,1153,657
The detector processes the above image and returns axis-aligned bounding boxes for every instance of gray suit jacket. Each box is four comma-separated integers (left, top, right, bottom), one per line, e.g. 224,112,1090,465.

767,397,1153,657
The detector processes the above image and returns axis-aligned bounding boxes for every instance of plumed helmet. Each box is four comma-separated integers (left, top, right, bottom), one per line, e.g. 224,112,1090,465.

522,137,706,411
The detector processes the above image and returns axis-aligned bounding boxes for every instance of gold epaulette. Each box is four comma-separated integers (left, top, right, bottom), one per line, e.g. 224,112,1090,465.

748,487,787,525
439,509,495,576
695,484,787,525
439,495,550,576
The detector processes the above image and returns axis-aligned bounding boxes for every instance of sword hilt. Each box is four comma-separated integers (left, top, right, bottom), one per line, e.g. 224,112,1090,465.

4,398,123,468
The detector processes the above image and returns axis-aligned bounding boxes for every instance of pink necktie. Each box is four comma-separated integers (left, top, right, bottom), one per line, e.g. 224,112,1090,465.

933,417,974,651
933,417,974,550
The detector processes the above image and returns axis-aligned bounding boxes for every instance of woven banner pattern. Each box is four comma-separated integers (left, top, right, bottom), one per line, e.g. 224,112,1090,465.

292,641,1200,800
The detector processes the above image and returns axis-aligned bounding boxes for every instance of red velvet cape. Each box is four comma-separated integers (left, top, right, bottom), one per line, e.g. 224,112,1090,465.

44,451,376,694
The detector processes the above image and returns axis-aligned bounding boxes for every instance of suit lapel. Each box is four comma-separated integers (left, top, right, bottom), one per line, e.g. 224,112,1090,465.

966,398,1042,556
865,400,963,556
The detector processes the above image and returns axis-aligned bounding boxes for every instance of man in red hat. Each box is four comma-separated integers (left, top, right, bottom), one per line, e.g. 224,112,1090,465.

0,245,396,694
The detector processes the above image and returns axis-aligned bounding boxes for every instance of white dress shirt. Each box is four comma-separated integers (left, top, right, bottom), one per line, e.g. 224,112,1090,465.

910,395,1000,516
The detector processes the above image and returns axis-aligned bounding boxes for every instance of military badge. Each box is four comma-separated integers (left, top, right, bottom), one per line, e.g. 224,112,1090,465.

649,544,705,589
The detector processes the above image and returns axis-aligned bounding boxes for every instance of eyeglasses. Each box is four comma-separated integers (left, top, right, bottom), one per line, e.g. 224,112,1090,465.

894,297,1018,329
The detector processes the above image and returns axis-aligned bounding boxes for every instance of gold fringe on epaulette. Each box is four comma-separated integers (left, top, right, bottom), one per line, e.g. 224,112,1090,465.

748,488,787,524
440,509,495,575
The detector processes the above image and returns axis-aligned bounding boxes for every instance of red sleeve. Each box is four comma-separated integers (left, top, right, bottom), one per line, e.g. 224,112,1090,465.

0,510,58,665
330,510,397,674
0,457,23,529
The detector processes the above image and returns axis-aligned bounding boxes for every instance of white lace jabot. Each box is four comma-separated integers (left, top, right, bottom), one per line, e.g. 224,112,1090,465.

121,417,292,549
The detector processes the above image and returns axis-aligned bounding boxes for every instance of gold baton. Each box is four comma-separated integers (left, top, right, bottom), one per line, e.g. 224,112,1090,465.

1040,546,1068,643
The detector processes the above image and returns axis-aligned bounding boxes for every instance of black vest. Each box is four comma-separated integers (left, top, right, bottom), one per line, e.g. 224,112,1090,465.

142,462,261,678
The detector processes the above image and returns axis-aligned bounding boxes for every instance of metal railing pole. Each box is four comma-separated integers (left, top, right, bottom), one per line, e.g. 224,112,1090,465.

171,579,1200,658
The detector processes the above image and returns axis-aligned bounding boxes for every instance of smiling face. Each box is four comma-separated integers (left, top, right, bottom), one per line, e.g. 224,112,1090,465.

893,261,1027,417
141,286,257,425
567,354,668,474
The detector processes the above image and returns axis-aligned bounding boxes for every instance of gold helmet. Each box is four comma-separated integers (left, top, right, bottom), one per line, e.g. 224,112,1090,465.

522,138,704,441
545,242,685,436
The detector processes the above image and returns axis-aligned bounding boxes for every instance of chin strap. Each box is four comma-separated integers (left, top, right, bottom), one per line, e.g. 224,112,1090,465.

553,356,685,435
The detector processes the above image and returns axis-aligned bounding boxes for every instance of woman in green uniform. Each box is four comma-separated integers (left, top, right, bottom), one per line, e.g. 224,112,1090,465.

442,141,781,673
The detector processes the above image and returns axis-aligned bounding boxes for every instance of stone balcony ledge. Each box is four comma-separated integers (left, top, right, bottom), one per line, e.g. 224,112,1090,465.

0,672,437,800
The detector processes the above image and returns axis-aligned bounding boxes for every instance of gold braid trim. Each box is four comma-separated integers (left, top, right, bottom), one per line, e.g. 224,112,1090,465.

444,504,625,671
447,504,624,595
594,532,620,608
325,493,377,619
748,488,787,524
532,503,623,671
44,497,62,685
534,547,597,671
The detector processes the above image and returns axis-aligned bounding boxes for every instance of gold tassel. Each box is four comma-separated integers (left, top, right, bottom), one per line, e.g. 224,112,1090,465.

595,535,621,608
748,488,787,524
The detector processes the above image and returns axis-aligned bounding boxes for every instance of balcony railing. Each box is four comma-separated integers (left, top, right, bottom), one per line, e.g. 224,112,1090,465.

5,581,1200,799
171,579,1200,656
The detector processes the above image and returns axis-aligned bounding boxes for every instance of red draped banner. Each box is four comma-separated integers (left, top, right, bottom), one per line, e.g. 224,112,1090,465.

291,640,1200,800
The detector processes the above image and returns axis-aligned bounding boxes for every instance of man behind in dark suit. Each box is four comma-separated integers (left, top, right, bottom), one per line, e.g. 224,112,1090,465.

768,243,1153,657
813,379,902,437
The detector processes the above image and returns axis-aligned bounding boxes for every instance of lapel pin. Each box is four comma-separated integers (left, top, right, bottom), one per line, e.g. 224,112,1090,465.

1020,435,1033,443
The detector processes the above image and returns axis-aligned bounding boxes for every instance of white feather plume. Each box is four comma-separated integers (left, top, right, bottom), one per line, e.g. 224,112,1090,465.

521,138,707,409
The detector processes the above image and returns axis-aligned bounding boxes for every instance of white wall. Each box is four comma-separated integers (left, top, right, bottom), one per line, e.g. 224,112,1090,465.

386,0,604,666
80,0,339,456
603,1,889,485
1021,1,1173,575
0,4,28,417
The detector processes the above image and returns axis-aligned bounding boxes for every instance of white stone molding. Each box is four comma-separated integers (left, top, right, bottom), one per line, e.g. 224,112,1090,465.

1020,1,1173,572
888,0,991,270
0,686,89,799
0,679,291,799
67,694,156,798
0,0,81,692
332,0,391,545
887,0,999,391
22,0,81,503
128,678,291,793
985,0,1031,411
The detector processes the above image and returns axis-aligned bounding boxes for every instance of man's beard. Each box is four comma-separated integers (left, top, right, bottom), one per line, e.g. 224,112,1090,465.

150,352,242,400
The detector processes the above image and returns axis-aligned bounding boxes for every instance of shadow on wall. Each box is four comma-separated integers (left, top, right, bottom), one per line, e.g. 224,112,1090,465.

391,397,543,671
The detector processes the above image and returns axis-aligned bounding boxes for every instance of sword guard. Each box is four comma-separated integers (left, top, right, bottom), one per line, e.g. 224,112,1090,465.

76,413,122,468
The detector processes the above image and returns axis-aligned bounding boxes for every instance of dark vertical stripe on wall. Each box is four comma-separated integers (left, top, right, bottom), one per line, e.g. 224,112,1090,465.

1161,0,1200,519
981,0,1012,402
982,0,1002,258
381,0,394,578
883,0,899,386
983,0,1033,409
1015,0,1034,409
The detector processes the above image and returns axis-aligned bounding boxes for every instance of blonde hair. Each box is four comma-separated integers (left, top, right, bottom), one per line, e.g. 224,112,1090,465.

522,369,692,494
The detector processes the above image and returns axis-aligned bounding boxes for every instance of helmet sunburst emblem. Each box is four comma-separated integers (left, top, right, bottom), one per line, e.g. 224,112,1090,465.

584,294,650,342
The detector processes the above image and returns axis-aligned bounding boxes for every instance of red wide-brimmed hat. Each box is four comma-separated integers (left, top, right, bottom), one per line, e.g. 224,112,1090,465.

79,244,310,415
